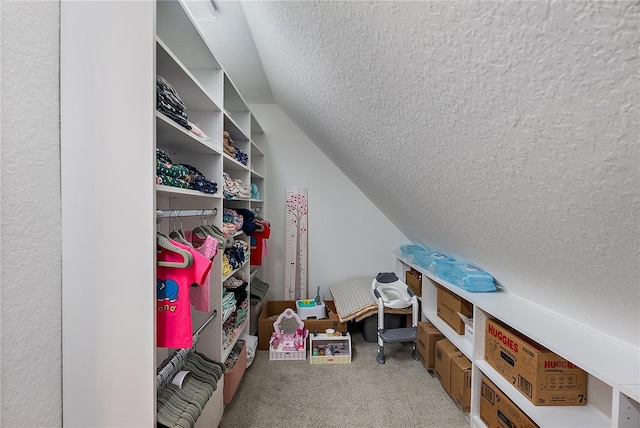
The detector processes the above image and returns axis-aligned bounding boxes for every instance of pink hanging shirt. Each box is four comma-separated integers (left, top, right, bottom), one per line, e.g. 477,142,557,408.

156,239,212,348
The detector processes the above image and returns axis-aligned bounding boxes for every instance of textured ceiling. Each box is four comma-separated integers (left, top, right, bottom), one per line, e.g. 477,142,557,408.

234,1,639,346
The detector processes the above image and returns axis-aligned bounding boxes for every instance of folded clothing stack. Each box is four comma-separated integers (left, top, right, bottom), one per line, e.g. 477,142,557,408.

156,75,191,130
224,240,248,270
223,299,248,330
234,149,248,166
250,184,260,200
221,291,236,321
223,208,244,235
222,254,233,277
179,164,217,194
222,172,251,200
156,149,218,195
156,149,190,189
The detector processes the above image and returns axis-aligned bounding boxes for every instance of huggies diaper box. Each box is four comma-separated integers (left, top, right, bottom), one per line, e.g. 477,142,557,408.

480,374,539,428
484,318,587,406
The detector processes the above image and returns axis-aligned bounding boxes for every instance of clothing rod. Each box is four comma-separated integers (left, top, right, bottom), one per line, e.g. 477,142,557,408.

194,310,217,337
155,310,217,390
156,208,217,218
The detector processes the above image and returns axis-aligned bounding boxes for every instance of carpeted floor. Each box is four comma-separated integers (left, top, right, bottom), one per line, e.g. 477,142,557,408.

219,325,470,428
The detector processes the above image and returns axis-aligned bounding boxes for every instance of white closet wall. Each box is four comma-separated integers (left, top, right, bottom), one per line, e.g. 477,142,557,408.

61,2,156,426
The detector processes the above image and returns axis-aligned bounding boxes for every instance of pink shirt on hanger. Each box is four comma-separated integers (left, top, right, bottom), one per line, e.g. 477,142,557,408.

157,239,212,348
187,232,218,312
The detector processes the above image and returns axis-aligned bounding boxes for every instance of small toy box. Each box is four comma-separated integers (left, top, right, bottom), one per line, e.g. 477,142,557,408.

269,308,308,361
310,332,352,365
296,299,326,320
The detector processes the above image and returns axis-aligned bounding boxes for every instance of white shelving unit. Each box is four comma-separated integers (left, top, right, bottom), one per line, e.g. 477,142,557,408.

61,0,265,425
395,252,640,428
155,0,267,423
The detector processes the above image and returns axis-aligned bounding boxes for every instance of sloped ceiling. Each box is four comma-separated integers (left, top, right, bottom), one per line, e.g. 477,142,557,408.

213,1,638,345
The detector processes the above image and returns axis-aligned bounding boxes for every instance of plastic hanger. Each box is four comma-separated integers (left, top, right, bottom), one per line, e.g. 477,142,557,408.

208,224,234,249
169,212,192,247
157,233,193,268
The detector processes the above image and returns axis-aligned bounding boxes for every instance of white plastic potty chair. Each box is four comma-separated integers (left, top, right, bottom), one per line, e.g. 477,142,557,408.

371,272,419,364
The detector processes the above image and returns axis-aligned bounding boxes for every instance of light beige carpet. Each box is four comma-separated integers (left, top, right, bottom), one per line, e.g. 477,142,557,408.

220,328,470,428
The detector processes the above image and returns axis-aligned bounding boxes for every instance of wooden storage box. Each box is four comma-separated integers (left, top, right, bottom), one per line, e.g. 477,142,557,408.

434,338,462,394
416,321,445,370
223,340,247,405
405,268,422,297
450,353,472,413
258,300,347,350
436,285,473,335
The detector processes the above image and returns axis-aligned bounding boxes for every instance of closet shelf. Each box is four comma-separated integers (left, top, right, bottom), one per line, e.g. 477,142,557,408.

423,309,472,360
223,260,249,283
223,154,249,171
156,112,221,155
250,140,264,156
156,37,221,112
224,112,250,143
396,250,640,428
397,253,640,388
475,360,610,428
155,184,222,199
221,321,248,362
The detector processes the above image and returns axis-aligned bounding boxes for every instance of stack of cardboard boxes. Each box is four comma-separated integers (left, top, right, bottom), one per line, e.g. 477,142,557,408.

416,285,589,427
417,321,472,413
434,337,472,413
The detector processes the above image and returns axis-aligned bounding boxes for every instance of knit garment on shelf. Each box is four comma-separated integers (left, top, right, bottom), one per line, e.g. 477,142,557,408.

250,184,260,200
156,75,191,130
156,149,190,189
179,163,218,194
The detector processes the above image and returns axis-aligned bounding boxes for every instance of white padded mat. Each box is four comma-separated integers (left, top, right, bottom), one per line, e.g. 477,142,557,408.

329,276,411,323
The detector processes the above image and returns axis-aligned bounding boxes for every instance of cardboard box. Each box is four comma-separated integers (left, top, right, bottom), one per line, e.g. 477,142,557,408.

416,321,445,370
450,353,472,413
405,269,422,297
434,338,462,394
258,300,347,350
480,375,540,428
436,285,473,335
484,318,588,406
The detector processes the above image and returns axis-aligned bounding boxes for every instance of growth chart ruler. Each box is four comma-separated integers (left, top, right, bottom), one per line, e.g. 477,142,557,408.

284,187,308,300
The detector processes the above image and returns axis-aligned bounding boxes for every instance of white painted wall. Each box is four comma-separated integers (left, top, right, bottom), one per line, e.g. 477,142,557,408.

1,1,62,426
249,103,410,301
60,1,156,426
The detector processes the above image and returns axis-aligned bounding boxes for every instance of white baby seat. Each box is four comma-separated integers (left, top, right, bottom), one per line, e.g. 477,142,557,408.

371,272,419,364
